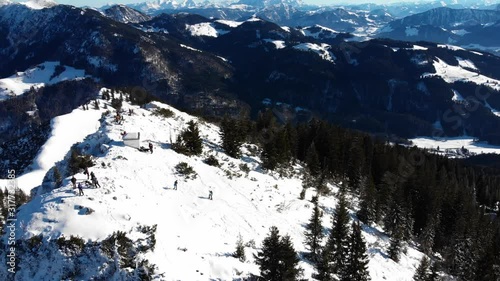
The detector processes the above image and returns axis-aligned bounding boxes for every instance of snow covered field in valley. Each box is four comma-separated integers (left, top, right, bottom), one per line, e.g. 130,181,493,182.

2,93,425,280
410,136,500,155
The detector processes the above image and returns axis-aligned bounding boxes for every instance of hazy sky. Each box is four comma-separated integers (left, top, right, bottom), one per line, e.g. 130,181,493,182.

19,0,429,8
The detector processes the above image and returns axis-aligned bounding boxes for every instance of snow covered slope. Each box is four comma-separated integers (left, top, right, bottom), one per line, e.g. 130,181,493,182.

0,62,91,101
422,57,500,91
7,93,425,280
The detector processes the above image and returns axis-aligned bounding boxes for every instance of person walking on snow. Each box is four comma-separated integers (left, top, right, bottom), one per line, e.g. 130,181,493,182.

174,180,178,190
91,174,101,188
84,167,90,179
208,189,213,200
77,182,84,196
149,142,153,154
71,176,77,189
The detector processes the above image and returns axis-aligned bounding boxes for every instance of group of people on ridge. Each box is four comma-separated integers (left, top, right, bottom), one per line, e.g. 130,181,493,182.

70,167,102,196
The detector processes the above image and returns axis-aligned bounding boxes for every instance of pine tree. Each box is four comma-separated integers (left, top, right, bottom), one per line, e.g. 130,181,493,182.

315,248,332,281
174,121,203,156
279,235,303,280
357,175,377,224
304,201,324,262
346,139,364,191
233,233,246,262
306,142,321,177
220,117,244,158
325,191,350,277
418,213,440,255
388,225,404,262
184,120,202,155
343,221,370,281
254,226,302,281
413,256,430,281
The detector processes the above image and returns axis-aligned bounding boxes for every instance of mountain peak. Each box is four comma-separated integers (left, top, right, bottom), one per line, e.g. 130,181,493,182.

20,0,57,9
235,0,303,8
0,0,12,7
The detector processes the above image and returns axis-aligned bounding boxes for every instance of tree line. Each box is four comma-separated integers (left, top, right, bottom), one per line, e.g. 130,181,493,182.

217,109,500,280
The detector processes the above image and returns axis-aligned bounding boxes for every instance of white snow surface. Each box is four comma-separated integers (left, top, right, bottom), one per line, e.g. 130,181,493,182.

302,25,339,39
180,43,202,52
5,94,426,280
215,19,243,28
437,44,465,51
455,56,478,70
293,43,335,62
411,137,500,155
186,22,229,37
421,58,500,91
0,61,90,101
7,105,102,198
451,89,464,101
263,39,286,49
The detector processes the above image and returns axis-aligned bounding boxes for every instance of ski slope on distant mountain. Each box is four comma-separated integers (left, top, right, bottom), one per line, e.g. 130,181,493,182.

0,62,90,101
6,93,426,280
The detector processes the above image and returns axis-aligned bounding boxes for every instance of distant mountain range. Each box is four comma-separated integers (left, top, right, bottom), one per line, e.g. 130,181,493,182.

2,2,500,159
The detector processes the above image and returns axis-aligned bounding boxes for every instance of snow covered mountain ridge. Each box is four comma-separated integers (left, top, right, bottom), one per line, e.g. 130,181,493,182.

0,91,427,280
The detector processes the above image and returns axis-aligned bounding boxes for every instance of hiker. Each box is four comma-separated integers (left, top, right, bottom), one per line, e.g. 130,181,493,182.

90,171,95,180
208,189,213,200
129,108,133,116
77,182,84,196
84,167,90,179
71,176,77,188
91,174,101,188
121,131,127,137
149,142,153,154
174,180,178,190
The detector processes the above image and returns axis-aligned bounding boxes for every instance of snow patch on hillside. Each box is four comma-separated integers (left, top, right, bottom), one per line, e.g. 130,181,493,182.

302,25,339,39
263,39,286,49
437,44,465,51
180,44,202,52
0,61,91,101
451,89,465,101
293,43,335,62
455,57,477,70
215,19,243,27
186,22,229,37
421,58,500,91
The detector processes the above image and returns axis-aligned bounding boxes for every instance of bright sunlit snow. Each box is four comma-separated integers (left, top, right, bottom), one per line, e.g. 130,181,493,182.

411,136,500,155
421,58,500,91
8,93,426,280
215,19,243,28
0,61,90,101
263,39,286,49
186,22,229,37
293,43,335,62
